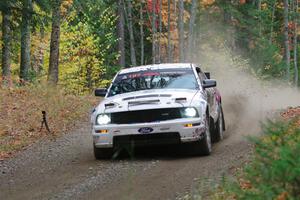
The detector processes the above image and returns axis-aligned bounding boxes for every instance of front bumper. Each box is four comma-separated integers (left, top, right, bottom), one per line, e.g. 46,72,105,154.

92,118,206,148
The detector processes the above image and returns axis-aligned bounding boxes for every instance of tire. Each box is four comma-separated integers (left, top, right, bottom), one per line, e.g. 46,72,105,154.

212,105,225,143
93,145,113,159
189,115,212,156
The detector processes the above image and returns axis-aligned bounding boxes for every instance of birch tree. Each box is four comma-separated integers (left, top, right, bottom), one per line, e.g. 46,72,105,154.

178,0,184,62
188,0,197,60
283,0,291,81
140,1,144,65
152,0,157,64
269,0,277,44
158,0,162,63
167,0,171,62
117,0,125,68
125,0,137,66
293,0,298,86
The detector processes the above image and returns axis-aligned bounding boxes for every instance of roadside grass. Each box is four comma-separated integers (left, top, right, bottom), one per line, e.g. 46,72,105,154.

0,84,98,160
210,108,300,200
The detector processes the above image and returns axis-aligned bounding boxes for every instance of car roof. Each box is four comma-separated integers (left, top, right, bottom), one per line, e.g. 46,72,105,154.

119,63,195,74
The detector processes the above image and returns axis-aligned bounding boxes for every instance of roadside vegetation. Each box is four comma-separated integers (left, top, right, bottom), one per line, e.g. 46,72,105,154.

0,85,97,159
208,107,300,200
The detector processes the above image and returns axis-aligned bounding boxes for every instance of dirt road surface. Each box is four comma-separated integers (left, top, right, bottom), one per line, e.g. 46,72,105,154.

2,59,299,200
0,102,252,200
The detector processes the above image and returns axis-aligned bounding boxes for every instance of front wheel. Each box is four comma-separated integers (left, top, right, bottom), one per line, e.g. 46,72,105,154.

93,145,113,159
189,115,212,156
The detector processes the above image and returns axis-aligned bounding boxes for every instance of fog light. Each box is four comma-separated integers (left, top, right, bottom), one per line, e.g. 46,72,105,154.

96,129,108,134
184,124,193,127
184,123,201,127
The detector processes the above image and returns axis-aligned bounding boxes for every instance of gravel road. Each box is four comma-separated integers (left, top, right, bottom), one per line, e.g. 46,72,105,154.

0,100,253,200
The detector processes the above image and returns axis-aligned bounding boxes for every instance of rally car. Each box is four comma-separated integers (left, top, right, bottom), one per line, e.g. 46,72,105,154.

91,63,225,159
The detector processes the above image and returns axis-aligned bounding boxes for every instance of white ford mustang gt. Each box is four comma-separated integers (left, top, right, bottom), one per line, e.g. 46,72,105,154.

91,63,225,159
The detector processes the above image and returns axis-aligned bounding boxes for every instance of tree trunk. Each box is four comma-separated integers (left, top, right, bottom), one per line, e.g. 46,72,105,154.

170,0,177,62
224,0,232,23
257,0,262,37
117,0,125,68
152,0,157,64
283,0,291,81
20,0,32,82
126,0,137,66
167,0,171,62
48,0,62,85
178,0,184,62
293,0,298,86
158,0,162,63
1,7,12,85
269,0,276,44
32,26,45,75
140,1,144,65
188,0,197,60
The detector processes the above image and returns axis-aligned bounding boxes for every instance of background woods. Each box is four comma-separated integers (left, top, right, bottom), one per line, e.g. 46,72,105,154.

0,0,299,91
0,1,299,196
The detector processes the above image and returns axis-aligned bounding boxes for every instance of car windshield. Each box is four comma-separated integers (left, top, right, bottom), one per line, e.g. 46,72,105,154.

108,68,198,97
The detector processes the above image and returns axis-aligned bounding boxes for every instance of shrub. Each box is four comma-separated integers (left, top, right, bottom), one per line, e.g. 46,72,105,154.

223,119,300,200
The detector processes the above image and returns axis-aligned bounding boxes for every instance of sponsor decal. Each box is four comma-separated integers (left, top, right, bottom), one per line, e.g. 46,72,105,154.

138,127,154,134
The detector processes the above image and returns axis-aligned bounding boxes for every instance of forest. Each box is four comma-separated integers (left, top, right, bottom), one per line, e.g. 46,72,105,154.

0,0,299,92
0,1,300,199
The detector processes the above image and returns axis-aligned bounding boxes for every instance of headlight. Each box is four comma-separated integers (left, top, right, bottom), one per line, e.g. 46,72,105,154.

96,114,111,125
182,107,198,118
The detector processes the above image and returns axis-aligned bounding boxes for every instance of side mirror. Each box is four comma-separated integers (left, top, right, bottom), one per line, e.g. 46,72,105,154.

203,79,216,89
95,88,107,97
204,72,210,79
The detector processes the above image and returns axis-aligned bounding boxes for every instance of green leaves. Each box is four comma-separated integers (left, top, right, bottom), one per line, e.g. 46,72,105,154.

224,120,300,199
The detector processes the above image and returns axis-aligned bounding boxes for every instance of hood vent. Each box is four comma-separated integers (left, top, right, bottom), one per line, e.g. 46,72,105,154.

123,94,171,101
128,99,160,106
105,103,116,108
175,97,187,103
175,97,187,101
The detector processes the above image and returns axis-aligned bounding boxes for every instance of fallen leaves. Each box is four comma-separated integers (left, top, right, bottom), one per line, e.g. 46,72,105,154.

0,85,97,160
281,107,300,119
276,192,289,200
281,107,300,127
238,178,252,190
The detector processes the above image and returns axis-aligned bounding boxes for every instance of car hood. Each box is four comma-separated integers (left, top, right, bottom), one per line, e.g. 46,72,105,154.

95,89,200,114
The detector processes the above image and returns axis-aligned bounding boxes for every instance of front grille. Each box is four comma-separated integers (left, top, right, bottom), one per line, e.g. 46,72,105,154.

113,132,181,147
110,108,182,124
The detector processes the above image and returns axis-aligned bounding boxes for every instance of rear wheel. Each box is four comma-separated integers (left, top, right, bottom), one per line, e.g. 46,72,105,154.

212,105,224,143
93,145,113,159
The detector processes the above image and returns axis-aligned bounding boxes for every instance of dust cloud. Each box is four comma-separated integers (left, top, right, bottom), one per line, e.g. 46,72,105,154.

194,43,300,139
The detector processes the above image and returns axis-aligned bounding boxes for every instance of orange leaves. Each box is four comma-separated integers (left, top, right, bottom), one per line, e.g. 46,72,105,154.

201,0,215,7
239,0,246,5
276,192,289,200
61,0,73,16
281,107,300,119
238,178,252,190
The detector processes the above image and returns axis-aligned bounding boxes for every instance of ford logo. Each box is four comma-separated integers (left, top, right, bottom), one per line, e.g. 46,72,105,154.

138,127,154,134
